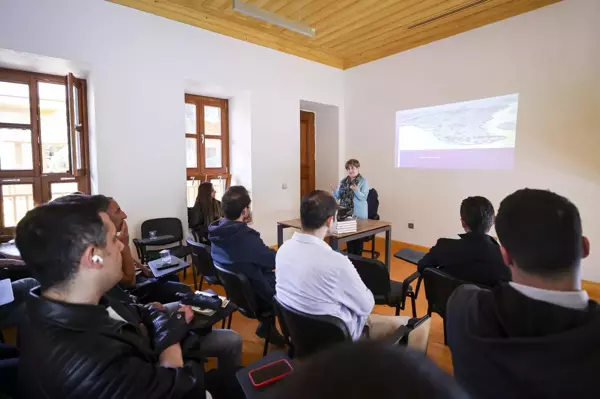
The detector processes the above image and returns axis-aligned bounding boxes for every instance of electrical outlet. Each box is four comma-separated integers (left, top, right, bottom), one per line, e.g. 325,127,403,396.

408,223,414,229
282,183,287,189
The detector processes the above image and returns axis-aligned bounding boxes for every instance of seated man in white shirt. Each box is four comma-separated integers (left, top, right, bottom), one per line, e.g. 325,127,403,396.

276,190,429,343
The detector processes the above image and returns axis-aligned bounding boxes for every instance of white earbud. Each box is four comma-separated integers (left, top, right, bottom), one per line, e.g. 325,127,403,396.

92,255,104,264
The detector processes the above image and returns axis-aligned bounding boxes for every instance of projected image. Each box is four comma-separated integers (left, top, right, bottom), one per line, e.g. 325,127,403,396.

395,94,518,169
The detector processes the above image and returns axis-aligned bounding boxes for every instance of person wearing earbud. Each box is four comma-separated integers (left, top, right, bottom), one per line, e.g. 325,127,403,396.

15,196,211,398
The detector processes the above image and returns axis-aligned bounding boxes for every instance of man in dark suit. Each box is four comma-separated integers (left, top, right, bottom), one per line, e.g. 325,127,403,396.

417,196,510,287
446,189,600,399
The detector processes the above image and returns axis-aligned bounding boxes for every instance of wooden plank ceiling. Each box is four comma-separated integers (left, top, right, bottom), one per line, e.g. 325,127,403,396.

108,0,561,69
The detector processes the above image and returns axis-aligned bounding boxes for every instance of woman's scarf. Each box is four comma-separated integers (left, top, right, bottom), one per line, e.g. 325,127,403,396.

339,174,362,216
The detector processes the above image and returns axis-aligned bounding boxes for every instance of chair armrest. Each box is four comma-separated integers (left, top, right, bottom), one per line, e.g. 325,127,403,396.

407,314,430,329
401,271,421,297
135,235,178,246
385,324,413,345
414,275,423,299
385,314,431,346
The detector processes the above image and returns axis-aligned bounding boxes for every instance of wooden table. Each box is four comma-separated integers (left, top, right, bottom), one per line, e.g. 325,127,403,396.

277,218,393,269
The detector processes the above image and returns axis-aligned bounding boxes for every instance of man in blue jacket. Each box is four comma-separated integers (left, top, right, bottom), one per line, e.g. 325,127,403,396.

208,186,285,346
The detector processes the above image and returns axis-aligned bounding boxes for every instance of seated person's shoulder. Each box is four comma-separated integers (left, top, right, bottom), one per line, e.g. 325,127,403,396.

447,284,492,316
435,237,460,247
428,237,461,253
330,251,360,272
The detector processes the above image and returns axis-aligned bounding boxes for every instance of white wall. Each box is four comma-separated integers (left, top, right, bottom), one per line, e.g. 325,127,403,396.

300,101,340,192
0,0,344,245
344,0,600,281
229,91,253,190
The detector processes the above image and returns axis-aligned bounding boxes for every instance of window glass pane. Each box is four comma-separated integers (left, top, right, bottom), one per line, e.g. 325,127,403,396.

186,179,199,208
0,81,30,124
204,106,221,136
205,138,222,168
0,128,33,170
75,129,82,170
2,184,34,227
73,84,80,126
210,178,226,202
39,82,69,173
185,104,196,134
50,182,79,201
186,138,197,168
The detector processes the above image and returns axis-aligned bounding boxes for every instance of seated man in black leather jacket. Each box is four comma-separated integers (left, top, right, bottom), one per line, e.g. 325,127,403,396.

15,196,208,398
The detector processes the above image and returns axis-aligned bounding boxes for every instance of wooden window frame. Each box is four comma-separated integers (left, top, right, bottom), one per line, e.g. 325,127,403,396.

185,94,230,190
0,68,90,233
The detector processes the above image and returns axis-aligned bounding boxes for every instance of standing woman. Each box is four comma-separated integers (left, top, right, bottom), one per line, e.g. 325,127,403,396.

332,159,369,255
189,182,223,242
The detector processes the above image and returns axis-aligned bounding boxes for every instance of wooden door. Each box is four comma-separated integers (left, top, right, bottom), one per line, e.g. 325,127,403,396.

300,111,315,198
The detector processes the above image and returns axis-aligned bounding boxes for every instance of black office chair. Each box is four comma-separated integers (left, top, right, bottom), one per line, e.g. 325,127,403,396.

186,236,221,291
273,296,351,359
422,267,469,344
134,217,191,263
213,262,275,356
362,188,380,259
348,254,418,317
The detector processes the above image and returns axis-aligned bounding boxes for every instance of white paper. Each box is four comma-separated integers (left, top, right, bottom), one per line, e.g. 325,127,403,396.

0,279,14,306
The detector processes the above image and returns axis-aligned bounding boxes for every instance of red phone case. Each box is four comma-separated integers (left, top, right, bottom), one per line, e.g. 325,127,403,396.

248,359,294,388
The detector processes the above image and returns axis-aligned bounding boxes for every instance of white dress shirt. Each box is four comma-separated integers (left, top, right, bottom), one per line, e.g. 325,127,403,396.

275,232,375,340
509,282,589,310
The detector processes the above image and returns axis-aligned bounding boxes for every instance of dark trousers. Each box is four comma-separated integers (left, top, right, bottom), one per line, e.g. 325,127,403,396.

0,344,19,397
135,275,193,304
255,272,280,335
347,239,364,255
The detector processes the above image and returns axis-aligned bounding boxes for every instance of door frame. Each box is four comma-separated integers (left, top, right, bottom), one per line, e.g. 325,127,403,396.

300,110,316,197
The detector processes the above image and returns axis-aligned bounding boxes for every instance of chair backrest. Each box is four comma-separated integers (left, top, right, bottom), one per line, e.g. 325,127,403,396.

347,254,390,302
186,236,219,284
422,267,468,319
187,207,193,228
141,218,184,242
273,296,351,359
367,188,379,219
213,262,259,319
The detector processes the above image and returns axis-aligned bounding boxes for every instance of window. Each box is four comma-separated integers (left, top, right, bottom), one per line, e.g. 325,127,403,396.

0,68,90,232
185,94,230,206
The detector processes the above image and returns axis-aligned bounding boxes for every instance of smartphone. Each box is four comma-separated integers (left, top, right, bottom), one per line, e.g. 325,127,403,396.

248,359,294,388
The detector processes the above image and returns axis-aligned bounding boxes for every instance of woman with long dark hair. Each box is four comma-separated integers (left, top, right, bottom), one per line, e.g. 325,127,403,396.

189,182,223,241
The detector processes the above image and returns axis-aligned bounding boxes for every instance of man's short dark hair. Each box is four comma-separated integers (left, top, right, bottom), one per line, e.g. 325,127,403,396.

53,194,111,212
300,190,337,230
273,342,467,399
460,196,495,234
15,197,109,290
221,186,251,220
495,188,583,277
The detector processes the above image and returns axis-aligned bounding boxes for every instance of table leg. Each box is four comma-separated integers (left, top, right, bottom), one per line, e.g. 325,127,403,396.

385,227,391,270
277,224,284,248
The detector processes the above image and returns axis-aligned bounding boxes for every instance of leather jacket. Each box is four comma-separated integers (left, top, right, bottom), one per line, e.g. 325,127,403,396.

19,288,206,399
